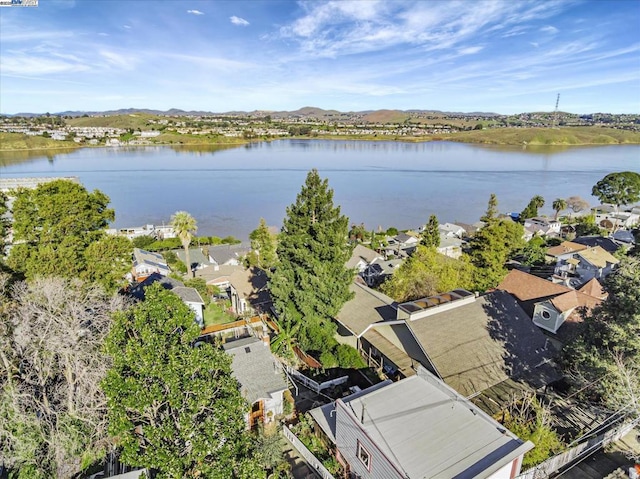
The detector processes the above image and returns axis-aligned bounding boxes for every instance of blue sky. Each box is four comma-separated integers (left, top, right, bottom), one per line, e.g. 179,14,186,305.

1,0,639,114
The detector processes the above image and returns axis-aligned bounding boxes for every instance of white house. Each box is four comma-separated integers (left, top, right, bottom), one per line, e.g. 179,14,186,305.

523,217,562,237
223,337,288,429
310,366,533,479
132,248,170,282
346,244,383,273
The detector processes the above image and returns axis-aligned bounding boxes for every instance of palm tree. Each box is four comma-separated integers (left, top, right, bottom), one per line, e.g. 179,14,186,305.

552,198,567,220
170,211,197,277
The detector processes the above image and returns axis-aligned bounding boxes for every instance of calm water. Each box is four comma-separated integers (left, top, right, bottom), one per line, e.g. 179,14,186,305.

1,140,639,238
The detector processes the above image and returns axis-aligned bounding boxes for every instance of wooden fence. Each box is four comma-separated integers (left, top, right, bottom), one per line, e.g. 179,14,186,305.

282,424,335,479
516,417,640,479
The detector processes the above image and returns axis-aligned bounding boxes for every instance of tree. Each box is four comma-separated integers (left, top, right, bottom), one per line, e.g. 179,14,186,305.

421,215,440,248
566,195,590,215
470,195,525,291
0,191,8,254
573,214,602,237
82,235,133,292
592,171,640,212
519,236,548,266
381,245,476,302
102,284,262,479
248,218,277,270
552,198,567,220
8,180,114,279
563,256,640,414
0,277,125,478
268,170,354,353
480,193,498,223
348,223,367,243
520,195,545,221
170,211,197,277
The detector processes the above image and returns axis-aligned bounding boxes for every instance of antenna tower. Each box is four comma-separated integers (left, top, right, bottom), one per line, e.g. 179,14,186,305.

552,93,560,129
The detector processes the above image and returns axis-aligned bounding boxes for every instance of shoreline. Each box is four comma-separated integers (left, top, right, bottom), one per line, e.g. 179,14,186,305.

2,135,639,153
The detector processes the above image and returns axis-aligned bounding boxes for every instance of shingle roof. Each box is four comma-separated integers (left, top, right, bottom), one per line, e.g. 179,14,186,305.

577,246,619,268
345,244,381,269
546,241,589,257
572,236,620,253
207,242,251,265
550,291,579,313
577,278,607,299
334,282,397,336
223,337,288,404
336,368,533,479
172,286,204,304
173,248,211,267
497,269,572,302
407,291,558,397
132,248,169,269
195,264,244,285
128,273,184,300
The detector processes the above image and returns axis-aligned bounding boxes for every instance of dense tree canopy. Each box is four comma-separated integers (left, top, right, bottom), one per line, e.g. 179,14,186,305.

103,284,262,478
82,235,133,292
0,277,125,479
563,256,640,416
381,245,475,302
7,180,114,279
592,171,640,211
269,169,354,352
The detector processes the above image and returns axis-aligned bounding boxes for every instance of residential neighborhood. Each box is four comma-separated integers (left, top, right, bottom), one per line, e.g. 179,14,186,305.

0,170,639,479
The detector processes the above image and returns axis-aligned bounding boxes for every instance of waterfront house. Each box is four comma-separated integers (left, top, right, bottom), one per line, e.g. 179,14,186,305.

132,248,170,282
523,217,562,237
207,242,251,267
309,366,533,479
223,337,288,429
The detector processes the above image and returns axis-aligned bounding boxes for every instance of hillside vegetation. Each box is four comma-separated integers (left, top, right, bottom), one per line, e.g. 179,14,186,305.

439,126,640,145
67,113,160,129
0,133,79,151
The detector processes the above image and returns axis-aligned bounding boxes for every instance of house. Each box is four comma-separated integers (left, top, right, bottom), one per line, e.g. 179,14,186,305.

438,222,466,238
173,247,212,271
612,229,636,244
361,257,403,287
384,232,419,258
195,264,244,292
128,273,205,327
334,283,558,396
523,217,562,237
223,337,288,429
497,270,603,337
593,206,639,230
206,242,251,267
309,366,533,479
572,235,621,254
437,235,463,259
131,248,170,282
228,267,271,316
346,244,383,273
574,246,619,281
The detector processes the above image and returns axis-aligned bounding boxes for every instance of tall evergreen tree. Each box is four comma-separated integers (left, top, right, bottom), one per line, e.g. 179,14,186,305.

421,214,440,248
269,169,354,352
470,194,524,291
248,218,277,270
102,284,263,478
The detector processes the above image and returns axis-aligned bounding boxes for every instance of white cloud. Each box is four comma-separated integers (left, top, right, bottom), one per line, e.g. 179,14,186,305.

99,50,138,70
458,46,484,55
540,25,559,34
230,16,250,26
187,10,204,16
1,54,90,75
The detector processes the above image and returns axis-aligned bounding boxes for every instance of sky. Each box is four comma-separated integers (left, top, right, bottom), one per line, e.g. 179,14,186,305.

1,0,639,115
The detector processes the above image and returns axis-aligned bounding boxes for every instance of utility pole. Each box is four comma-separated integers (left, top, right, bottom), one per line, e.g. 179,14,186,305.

552,93,560,129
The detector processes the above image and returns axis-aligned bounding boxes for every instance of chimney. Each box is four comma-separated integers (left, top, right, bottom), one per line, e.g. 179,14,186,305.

262,324,270,347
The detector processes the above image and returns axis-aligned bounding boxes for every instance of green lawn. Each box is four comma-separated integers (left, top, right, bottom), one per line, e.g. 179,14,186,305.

203,302,236,327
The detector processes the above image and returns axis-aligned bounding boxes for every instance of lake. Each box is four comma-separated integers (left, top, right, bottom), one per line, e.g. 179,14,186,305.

1,140,639,239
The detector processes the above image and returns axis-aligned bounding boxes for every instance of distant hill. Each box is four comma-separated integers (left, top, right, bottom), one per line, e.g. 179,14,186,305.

4,106,501,119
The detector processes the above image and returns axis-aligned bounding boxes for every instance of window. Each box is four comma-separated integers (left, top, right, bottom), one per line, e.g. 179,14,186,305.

357,441,371,471
542,310,551,320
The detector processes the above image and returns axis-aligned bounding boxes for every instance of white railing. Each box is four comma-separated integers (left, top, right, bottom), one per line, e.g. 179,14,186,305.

282,425,335,479
282,364,348,394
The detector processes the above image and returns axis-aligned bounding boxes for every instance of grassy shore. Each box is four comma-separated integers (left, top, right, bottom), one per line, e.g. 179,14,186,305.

2,126,639,153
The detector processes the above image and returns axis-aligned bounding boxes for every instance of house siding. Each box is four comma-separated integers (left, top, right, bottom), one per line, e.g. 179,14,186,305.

334,401,405,479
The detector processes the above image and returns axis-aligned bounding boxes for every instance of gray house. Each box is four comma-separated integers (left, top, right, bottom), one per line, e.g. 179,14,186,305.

310,366,533,479
223,337,288,429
